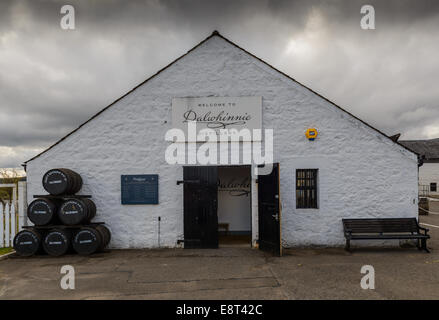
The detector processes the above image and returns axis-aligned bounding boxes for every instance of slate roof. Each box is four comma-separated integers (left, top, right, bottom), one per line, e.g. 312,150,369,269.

399,138,439,161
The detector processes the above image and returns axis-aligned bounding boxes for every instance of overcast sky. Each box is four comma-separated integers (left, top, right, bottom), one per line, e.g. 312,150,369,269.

0,0,438,168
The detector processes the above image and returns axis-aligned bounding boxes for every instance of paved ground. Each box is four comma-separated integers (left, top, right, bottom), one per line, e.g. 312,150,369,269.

0,214,438,300
429,198,439,214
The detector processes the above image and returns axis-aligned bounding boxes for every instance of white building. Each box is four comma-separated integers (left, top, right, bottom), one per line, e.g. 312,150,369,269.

24,32,419,253
400,139,439,196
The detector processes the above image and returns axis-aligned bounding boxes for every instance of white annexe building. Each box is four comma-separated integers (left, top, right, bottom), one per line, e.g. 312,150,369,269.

400,139,439,197
24,32,419,253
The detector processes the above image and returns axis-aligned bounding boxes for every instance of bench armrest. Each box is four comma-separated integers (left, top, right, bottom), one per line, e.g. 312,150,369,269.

418,226,429,235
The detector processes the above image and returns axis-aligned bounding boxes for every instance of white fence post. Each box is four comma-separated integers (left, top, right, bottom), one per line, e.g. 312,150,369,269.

5,203,10,247
10,203,16,245
18,181,27,228
0,203,4,248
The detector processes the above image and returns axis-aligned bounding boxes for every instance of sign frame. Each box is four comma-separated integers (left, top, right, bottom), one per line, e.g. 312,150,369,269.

172,96,262,142
121,174,159,205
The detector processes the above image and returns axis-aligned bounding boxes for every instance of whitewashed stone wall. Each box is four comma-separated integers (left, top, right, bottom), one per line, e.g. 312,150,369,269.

26,35,418,248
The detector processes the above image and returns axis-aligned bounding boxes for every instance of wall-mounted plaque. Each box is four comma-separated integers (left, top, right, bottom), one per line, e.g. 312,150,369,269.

172,96,262,141
121,175,159,205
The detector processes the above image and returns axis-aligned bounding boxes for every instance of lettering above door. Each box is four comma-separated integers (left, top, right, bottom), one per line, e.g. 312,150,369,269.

172,96,262,141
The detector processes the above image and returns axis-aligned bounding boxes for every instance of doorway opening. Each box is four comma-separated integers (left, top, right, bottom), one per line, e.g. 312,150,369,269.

182,163,281,255
217,166,252,247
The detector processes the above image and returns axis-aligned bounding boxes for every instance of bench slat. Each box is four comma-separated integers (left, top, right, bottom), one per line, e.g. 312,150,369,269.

349,234,428,240
341,217,429,252
342,218,419,233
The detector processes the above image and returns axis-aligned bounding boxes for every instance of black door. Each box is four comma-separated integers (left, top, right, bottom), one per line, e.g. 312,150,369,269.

183,166,218,249
258,163,282,256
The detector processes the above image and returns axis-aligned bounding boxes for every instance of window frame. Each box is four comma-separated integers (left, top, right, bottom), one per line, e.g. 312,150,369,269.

431,182,437,192
296,169,318,209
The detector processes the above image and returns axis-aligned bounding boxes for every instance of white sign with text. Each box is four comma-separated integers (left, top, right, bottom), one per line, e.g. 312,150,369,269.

171,96,262,141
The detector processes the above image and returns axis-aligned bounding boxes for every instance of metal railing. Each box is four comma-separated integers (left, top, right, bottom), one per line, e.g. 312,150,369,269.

419,185,430,198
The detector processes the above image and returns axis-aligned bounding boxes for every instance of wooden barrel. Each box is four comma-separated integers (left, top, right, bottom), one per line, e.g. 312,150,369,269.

13,229,43,256
96,225,111,248
72,225,111,255
42,168,83,195
42,228,72,256
58,198,96,225
27,198,60,226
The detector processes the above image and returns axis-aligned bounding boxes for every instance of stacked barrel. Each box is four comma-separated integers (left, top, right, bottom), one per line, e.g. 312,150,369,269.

13,168,111,257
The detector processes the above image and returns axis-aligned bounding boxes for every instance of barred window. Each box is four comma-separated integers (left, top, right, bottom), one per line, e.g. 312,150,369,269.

296,169,318,209
431,183,437,192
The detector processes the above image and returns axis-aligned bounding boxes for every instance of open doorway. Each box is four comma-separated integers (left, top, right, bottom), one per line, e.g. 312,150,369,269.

182,164,281,254
217,166,252,247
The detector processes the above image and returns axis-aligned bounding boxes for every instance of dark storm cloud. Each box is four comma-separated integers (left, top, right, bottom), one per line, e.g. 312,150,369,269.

0,0,438,167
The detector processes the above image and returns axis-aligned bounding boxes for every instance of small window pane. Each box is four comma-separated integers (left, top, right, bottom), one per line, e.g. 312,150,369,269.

296,169,318,208
431,183,437,192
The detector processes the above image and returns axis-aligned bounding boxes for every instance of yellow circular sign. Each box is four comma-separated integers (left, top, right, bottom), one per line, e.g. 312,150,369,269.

305,128,318,140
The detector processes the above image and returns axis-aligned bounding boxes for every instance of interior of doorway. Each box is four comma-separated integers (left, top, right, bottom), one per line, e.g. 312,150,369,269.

217,165,252,247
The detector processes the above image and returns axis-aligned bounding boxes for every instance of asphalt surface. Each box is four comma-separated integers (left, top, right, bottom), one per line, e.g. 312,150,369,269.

0,214,438,300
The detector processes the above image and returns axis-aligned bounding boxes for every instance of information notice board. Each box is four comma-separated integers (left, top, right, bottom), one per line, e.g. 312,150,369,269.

121,175,159,205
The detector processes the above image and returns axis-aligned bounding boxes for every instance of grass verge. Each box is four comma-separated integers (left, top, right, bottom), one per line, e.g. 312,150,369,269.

0,247,13,256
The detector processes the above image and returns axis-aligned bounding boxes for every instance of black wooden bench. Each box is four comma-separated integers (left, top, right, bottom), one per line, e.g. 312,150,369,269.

342,218,430,252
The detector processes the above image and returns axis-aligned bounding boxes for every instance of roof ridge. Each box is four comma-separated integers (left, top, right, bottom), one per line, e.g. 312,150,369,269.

400,138,439,142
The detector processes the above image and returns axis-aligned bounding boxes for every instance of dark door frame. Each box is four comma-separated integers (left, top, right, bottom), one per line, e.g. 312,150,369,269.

257,163,282,256
183,165,218,249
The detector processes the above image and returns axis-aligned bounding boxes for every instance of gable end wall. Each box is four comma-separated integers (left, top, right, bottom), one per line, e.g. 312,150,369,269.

26,36,418,248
